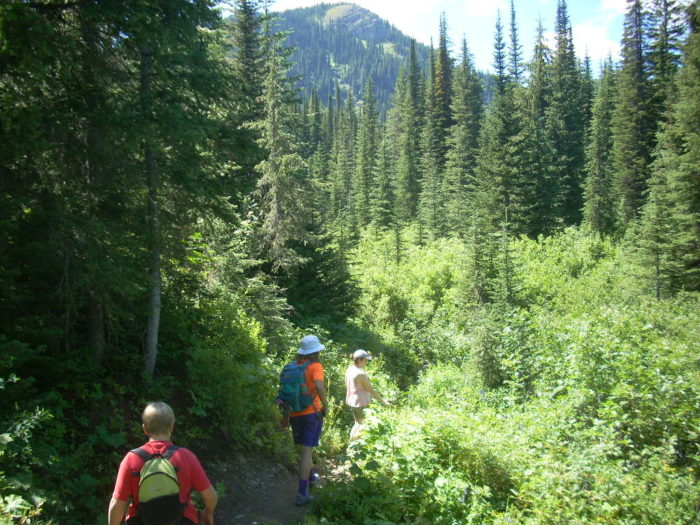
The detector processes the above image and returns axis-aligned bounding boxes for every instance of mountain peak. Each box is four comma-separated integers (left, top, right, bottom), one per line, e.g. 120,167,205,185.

277,3,430,112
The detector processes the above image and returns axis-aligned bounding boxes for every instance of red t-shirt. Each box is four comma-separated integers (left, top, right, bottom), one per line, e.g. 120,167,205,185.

290,360,324,417
112,440,211,523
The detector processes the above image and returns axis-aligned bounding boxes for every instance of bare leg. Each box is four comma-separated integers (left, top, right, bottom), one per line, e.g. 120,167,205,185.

349,406,365,441
299,445,314,480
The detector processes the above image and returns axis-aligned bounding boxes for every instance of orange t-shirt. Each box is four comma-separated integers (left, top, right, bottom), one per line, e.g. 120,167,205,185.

290,360,324,417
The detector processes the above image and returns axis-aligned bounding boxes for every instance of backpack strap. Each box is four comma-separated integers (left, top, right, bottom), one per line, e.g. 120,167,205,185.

130,447,152,477
162,444,180,460
129,445,181,476
300,360,320,406
130,447,153,461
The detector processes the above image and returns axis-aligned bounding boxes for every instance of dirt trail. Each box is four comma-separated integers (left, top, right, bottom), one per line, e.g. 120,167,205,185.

208,455,309,525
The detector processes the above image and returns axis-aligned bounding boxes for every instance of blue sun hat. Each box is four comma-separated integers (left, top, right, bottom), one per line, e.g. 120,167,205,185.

299,334,325,355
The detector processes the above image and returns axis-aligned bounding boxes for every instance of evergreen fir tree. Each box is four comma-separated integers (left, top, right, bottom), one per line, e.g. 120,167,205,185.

227,0,266,186
371,133,396,230
647,0,686,124
444,38,483,235
394,40,424,222
469,17,524,303
253,14,311,270
493,12,509,95
431,13,454,169
230,0,265,119
352,78,379,229
637,0,700,293
580,53,595,132
508,0,525,84
329,89,356,234
583,60,618,235
612,0,653,225
546,0,585,226
524,20,557,236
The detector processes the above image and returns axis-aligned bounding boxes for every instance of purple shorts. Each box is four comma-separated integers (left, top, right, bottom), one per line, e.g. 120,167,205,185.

290,412,323,447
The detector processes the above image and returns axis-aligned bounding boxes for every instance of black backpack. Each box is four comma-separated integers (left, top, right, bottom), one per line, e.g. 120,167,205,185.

130,445,185,525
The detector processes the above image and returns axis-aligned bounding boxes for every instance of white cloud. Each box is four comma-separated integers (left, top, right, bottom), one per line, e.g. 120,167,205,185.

601,0,628,15
462,0,510,18
573,20,621,64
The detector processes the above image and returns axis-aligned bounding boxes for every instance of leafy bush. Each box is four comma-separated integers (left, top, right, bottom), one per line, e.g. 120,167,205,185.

186,299,287,454
313,227,700,524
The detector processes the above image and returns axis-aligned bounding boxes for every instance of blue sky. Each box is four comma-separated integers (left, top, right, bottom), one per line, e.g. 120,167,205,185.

265,0,628,72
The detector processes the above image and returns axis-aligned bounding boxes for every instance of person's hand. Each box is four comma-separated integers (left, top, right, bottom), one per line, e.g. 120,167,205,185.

199,508,214,525
279,415,290,430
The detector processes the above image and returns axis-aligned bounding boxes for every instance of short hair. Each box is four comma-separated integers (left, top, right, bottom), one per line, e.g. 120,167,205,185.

298,351,320,362
142,402,175,435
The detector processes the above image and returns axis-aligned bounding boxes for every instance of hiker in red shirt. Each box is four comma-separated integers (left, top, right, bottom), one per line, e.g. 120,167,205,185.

280,334,328,506
108,401,217,525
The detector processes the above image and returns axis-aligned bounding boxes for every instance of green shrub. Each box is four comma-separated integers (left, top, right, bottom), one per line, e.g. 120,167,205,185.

186,300,285,454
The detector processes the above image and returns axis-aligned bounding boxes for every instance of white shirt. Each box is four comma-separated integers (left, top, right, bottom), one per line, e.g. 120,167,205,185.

345,364,371,408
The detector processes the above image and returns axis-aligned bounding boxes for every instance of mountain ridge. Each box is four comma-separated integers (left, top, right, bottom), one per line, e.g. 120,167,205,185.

275,2,432,112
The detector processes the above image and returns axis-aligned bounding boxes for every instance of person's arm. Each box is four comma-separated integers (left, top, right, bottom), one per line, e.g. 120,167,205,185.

198,485,218,525
356,374,390,406
107,497,128,525
314,379,328,415
276,398,291,428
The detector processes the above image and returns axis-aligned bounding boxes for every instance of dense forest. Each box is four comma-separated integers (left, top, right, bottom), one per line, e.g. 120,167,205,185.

1,0,699,524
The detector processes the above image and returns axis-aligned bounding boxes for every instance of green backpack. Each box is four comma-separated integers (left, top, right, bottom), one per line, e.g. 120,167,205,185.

277,360,314,412
131,445,185,525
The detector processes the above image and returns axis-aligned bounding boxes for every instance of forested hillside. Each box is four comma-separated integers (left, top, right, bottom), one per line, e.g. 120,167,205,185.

276,3,432,112
1,0,699,524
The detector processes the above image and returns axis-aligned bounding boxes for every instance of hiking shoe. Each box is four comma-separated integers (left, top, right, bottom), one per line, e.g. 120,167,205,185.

295,493,313,506
309,471,321,488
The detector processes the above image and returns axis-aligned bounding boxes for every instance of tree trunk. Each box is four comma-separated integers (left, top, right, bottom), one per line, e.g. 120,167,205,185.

88,296,106,364
82,11,106,365
141,46,160,379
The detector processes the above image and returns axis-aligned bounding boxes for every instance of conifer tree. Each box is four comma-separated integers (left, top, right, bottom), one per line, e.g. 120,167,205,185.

308,89,323,155
371,133,396,230
469,16,523,303
228,0,266,185
647,0,686,124
230,0,265,119
394,40,424,222
329,89,356,231
612,0,653,225
524,20,557,236
580,53,595,132
352,78,379,229
583,60,618,235
508,0,525,84
419,42,446,238
546,0,585,226
493,12,509,96
418,130,445,238
253,14,311,270
325,88,335,154
431,13,454,169
637,0,700,293
444,38,483,235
